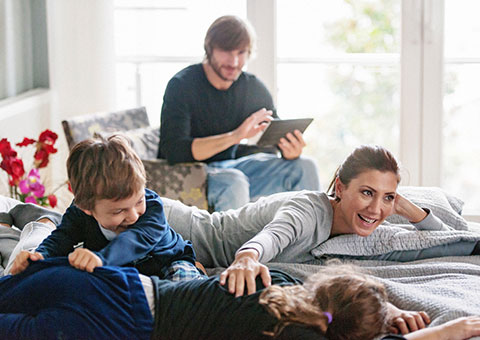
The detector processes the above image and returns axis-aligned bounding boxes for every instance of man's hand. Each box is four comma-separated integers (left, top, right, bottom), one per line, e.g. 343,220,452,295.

68,248,103,272
278,129,306,160
219,249,271,297
387,302,430,334
10,250,44,275
233,108,273,142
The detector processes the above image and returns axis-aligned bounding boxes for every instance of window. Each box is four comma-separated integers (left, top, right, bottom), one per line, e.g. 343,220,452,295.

0,0,49,102
442,0,480,214
114,0,480,215
275,0,401,186
114,0,246,127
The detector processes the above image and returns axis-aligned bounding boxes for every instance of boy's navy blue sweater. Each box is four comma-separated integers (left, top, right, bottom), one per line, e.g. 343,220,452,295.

35,188,195,276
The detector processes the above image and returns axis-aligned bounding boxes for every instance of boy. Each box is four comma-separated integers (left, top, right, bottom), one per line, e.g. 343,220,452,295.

10,134,201,281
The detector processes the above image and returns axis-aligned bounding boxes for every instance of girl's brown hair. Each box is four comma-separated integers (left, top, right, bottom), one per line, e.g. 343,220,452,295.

67,134,146,210
327,145,401,200
259,264,389,340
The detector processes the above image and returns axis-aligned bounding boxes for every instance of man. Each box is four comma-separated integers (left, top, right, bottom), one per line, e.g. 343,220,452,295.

159,15,320,211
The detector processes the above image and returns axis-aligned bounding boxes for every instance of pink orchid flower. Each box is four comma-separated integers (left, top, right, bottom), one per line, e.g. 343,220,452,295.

19,169,46,198
24,195,38,204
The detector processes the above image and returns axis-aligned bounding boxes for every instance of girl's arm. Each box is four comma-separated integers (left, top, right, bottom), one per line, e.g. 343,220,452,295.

404,316,480,340
386,302,430,334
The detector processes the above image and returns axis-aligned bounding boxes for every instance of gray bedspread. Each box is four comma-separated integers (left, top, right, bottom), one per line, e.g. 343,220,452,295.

266,256,480,339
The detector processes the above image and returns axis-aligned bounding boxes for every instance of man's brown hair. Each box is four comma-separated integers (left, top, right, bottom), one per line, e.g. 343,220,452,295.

67,134,146,210
204,15,256,61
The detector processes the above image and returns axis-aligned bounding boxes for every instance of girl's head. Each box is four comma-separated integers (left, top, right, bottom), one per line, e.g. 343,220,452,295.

259,264,389,340
328,145,401,236
304,264,389,340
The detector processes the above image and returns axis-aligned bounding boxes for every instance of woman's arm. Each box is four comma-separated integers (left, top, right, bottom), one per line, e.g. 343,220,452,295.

392,194,455,231
220,195,323,296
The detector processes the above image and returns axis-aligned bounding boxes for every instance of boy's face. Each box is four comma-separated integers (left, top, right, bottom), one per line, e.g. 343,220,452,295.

82,188,146,234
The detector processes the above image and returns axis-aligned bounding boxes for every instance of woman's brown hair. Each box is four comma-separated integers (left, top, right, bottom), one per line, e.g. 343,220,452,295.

327,145,401,200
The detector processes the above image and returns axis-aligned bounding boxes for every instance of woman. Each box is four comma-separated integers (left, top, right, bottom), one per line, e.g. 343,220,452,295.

162,145,478,296
1,258,477,340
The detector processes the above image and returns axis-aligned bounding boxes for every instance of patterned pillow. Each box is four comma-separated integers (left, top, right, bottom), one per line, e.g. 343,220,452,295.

386,186,468,230
95,126,160,160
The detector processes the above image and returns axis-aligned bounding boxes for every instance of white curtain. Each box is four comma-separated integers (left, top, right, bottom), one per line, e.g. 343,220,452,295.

0,0,34,100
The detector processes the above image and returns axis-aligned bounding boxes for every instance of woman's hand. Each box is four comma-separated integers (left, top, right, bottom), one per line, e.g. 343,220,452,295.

219,249,271,297
405,316,480,340
387,302,430,334
392,193,428,223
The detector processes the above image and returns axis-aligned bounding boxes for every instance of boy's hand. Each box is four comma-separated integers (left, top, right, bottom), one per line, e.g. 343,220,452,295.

10,250,44,275
68,248,103,272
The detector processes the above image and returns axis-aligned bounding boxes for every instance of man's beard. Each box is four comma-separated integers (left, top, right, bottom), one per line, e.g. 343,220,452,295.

208,56,241,82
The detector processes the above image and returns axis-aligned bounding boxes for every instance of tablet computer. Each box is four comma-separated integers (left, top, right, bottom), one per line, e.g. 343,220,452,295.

254,118,314,147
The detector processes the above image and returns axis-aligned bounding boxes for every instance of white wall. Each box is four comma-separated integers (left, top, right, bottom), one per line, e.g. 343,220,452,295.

47,0,116,121
0,0,117,211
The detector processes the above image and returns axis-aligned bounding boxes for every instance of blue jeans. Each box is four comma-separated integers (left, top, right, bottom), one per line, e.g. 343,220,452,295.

207,153,321,211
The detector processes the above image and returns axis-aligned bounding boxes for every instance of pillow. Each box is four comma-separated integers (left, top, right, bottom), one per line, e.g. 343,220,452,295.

386,186,468,230
95,126,160,160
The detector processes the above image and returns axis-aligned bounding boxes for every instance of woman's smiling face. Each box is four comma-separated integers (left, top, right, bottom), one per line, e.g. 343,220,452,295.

332,169,399,237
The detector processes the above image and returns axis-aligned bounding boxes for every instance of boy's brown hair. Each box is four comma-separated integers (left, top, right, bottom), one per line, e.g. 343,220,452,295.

67,134,146,210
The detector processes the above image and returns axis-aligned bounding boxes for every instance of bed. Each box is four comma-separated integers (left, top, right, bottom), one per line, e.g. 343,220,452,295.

2,190,480,339
204,186,480,339
207,228,480,339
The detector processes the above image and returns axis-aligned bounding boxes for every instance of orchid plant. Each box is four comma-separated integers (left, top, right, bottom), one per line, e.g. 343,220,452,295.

0,130,60,208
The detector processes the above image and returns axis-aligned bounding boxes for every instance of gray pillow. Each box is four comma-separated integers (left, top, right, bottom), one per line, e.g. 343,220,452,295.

95,126,160,160
386,186,468,230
